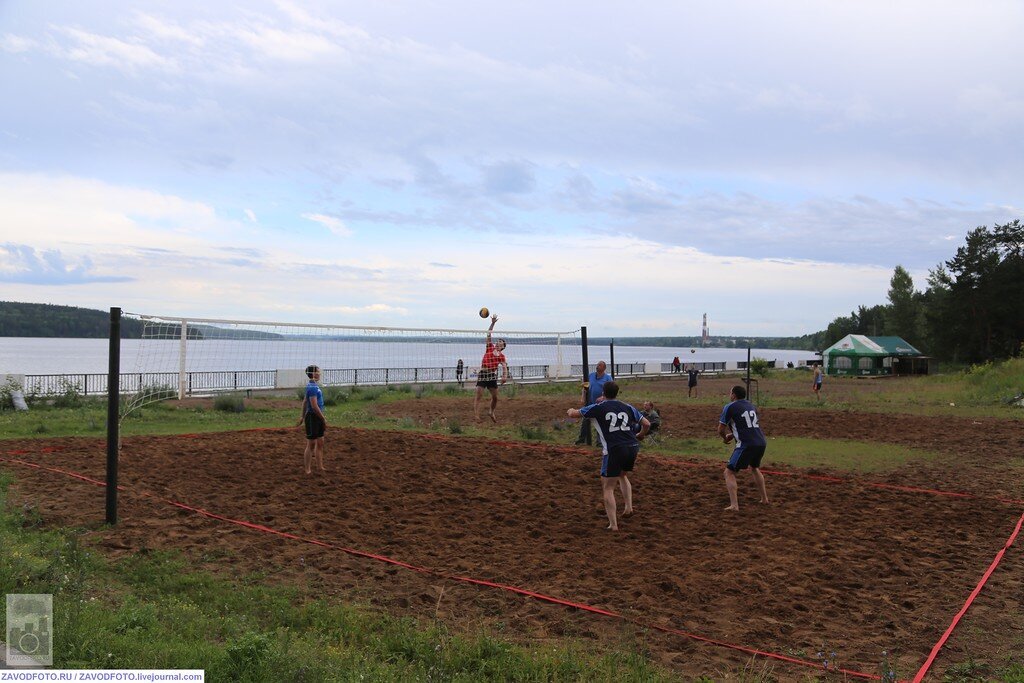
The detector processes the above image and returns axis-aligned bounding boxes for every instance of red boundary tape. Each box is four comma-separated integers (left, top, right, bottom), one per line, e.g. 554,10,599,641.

4,430,1023,680
911,509,1024,682
0,453,879,680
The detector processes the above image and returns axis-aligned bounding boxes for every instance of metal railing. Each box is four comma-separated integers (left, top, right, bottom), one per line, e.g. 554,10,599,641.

22,360,735,397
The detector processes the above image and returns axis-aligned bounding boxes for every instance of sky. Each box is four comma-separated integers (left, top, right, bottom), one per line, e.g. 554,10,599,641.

1,1,1021,337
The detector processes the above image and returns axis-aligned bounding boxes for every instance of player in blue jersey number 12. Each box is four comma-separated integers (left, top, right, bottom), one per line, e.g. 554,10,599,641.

718,384,769,511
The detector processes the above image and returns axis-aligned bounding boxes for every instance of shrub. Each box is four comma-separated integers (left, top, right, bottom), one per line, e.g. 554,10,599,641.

52,378,83,408
322,386,350,406
359,387,384,402
447,417,462,434
213,394,246,413
748,357,772,378
0,376,22,411
139,384,176,402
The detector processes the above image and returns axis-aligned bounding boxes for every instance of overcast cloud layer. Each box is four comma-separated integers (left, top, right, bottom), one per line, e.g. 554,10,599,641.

1,1,1021,335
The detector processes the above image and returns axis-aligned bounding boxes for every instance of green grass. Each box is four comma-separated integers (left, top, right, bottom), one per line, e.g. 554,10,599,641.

0,471,677,680
652,436,942,473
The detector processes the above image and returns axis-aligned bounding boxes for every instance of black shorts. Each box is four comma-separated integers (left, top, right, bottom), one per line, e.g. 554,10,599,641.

304,412,326,440
477,369,498,389
727,444,766,472
602,443,639,478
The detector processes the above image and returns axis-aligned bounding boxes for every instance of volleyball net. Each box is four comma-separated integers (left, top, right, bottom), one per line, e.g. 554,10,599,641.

120,312,583,417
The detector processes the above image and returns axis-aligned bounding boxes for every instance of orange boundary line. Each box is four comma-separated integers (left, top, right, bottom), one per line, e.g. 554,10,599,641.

911,510,1024,682
6,427,1024,680
0,453,878,680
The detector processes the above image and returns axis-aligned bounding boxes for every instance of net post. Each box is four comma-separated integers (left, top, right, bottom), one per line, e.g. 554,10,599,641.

580,326,591,444
609,340,615,376
555,334,563,375
746,346,752,400
178,319,188,400
106,307,121,525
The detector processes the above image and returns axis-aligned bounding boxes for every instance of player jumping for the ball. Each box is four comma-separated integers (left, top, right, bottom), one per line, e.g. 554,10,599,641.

474,314,510,422
718,384,769,511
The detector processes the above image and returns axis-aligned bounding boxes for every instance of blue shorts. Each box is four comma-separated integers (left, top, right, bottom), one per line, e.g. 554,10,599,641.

602,444,639,478
727,444,766,472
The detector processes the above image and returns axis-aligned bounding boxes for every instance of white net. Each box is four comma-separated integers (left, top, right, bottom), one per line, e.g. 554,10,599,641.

120,313,582,417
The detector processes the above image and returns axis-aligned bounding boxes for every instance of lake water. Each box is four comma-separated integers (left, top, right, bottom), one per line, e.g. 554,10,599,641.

0,337,819,375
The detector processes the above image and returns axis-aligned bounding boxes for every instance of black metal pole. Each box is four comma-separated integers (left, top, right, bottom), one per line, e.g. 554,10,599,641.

580,326,591,445
609,340,615,378
746,346,751,398
106,307,121,525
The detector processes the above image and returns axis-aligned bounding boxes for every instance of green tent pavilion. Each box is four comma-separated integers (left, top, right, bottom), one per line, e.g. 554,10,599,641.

822,334,933,376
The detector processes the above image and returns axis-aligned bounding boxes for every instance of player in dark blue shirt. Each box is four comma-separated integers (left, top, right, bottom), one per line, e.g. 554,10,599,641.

297,364,327,475
567,381,651,531
717,384,769,511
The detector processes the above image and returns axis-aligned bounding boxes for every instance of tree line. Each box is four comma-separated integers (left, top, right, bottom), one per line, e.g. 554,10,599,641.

0,302,146,338
813,220,1023,363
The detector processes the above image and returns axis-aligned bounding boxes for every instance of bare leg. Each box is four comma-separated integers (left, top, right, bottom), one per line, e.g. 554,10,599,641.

724,468,739,511
315,437,326,472
303,441,313,474
488,387,499,422
752,468,768,503
602,477,619,530
620,474,633,516
473,386,484,420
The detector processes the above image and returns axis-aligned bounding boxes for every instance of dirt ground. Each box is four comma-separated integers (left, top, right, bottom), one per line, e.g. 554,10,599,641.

2,380,1023,679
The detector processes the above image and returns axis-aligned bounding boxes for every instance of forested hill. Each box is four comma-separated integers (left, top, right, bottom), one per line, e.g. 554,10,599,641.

0,302,145,338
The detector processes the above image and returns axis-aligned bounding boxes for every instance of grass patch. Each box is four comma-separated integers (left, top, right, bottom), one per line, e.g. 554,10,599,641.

0,472,676,679
656,436,941,473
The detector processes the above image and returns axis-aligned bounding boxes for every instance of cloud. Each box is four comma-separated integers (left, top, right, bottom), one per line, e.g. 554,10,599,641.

481,160,536,195
302,213,352,236
0,243,133,285
244,209,257,223
56,26,177,73
1,34,37,53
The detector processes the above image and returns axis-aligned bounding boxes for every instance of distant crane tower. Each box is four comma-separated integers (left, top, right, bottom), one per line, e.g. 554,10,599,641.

701,313,709,347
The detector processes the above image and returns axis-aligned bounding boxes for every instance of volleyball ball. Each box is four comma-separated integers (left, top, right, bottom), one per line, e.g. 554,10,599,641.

479,307,490,318
690,348,696,353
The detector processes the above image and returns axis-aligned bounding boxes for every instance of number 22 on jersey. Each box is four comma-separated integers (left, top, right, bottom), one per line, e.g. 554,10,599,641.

604,411,631,432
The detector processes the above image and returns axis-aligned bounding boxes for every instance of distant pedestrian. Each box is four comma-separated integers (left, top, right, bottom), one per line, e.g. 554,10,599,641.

456,358,465,387
686,365,701,398
718,384,769,511
812,364,823,401
575,361,613,445
297,364,327,475
671,356,681,373
566,381,650,530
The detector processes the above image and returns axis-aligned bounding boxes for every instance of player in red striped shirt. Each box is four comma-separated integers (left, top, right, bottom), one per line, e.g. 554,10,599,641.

474,314,509,422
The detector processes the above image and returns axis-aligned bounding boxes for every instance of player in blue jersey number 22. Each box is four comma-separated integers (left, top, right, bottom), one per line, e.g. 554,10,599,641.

567,381,651,531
